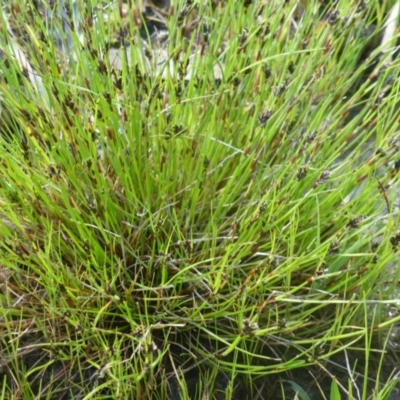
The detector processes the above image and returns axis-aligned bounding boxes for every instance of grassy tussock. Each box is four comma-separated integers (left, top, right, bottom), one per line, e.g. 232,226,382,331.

0,0,400,399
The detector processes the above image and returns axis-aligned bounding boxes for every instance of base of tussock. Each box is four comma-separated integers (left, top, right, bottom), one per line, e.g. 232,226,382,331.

2,327,398,399
1,0,400,399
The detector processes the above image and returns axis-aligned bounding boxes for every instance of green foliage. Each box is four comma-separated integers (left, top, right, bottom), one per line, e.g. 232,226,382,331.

0,0,400,398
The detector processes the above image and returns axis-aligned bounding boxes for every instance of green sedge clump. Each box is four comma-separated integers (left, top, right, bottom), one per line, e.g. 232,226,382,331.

0,1,400,399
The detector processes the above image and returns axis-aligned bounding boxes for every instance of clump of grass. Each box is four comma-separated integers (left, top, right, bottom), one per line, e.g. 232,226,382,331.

1,0,400,399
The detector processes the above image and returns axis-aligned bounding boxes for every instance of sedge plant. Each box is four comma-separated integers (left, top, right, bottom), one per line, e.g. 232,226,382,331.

0,0,400,399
